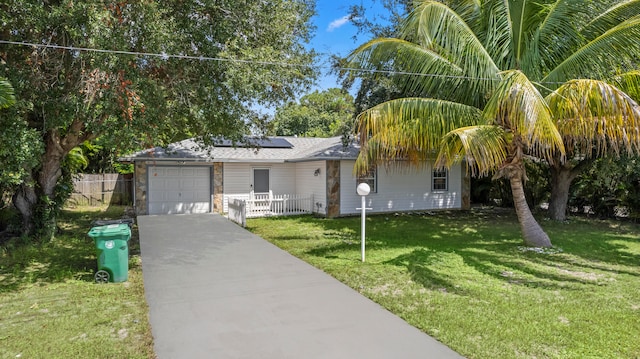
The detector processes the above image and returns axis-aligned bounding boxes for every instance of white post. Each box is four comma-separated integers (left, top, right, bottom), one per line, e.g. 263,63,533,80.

356,183,371,263
360,194,366,262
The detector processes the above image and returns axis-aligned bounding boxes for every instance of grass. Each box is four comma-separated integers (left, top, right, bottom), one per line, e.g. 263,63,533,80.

247,208,640,359
0,206,154,359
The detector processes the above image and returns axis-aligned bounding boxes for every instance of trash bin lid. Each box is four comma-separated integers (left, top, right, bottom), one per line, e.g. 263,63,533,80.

88,223,131,238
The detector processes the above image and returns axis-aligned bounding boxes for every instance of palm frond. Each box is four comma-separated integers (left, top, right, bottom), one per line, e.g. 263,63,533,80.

0,78,16,109
442,0,482,27
354,97,483,175
543,16,640,84
64,147,89,172
484,70,565,161
437,125,507,176
582,0,640,41
401,1,501,106
472,0,514,69
609,70,640,102
500,0,544,67
547,79,640,158
345,38,470,102
521,0,585,79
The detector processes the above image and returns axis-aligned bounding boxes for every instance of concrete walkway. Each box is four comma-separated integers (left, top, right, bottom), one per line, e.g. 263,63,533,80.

137,214,464,359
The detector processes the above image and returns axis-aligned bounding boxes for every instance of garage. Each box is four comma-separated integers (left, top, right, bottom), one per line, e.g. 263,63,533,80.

147,166,212,215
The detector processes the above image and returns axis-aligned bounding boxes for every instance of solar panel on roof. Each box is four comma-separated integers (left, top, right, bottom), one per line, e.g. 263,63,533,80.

214,137,293,149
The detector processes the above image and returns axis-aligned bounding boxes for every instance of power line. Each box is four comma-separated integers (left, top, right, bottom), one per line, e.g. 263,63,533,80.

0,40,304,68
0,39,501,82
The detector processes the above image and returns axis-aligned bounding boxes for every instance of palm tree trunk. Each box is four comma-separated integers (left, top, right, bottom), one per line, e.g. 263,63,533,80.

510,176,552,247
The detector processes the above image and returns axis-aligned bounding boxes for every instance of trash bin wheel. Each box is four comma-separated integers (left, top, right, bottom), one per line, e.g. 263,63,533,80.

95,270,110,283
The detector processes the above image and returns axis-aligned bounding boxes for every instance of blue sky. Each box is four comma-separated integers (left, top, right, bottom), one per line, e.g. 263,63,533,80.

307,1,389,92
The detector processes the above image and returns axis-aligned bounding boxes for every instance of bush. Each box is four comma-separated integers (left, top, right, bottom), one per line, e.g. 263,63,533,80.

570,155,640,219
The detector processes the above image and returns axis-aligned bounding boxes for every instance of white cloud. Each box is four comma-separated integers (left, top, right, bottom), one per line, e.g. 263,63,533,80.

327,15,350,32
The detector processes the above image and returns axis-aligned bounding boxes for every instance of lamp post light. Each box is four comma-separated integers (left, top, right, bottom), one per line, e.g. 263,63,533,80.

356,183,371,262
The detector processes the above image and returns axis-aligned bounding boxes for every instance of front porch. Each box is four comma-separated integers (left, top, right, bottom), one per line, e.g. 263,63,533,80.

226,192,315,226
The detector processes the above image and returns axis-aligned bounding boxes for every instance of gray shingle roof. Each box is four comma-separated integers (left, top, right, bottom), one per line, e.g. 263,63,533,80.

120,136,361,162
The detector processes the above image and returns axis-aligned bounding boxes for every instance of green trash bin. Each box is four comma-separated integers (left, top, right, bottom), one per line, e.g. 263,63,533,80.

88,223,131,283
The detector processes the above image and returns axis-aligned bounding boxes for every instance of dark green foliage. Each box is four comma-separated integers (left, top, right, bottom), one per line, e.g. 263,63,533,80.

349,0,413,38
472,160,550,209
80,140,132,174
570,155,640,219
271,88,355,137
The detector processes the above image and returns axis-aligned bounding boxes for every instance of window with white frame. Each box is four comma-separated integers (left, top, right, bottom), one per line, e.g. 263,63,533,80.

358,167,377,193
432,168,448,191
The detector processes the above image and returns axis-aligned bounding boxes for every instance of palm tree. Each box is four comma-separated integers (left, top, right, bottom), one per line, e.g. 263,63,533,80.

346,0,640,247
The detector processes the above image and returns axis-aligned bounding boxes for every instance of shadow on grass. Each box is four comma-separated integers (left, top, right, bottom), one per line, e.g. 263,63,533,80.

383,248,468,295
254,209,640,291
0,205,132,293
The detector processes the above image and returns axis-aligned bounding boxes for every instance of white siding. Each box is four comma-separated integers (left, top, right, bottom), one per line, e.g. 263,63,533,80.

295,161,326,214
223,163,296,212
340,160,463,215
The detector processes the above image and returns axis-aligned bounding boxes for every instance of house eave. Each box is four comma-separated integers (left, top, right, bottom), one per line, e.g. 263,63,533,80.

286,156,358,163
119,157,212,162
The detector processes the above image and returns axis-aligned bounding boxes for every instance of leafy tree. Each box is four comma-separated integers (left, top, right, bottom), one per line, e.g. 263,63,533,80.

337,1,412,114
0,78,43,211
271,88,355,137
570,155,640,219
349,0,413,39
346,0,640,247
1,0,316,237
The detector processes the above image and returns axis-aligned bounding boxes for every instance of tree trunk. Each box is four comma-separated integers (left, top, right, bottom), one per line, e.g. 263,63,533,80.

13,179,38,234
12,130,68,237
548,160,592,221
548,165,573,221
510,176,552,247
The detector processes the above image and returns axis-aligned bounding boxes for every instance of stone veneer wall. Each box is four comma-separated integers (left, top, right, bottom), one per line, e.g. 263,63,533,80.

325,160,340,218
213,162,223,213
134,161,148,215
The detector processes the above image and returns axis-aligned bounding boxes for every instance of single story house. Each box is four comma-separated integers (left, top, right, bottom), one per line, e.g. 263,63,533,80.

120,136,470,216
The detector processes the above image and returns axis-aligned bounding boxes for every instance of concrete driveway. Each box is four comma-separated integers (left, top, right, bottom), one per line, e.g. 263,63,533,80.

137,213,464,359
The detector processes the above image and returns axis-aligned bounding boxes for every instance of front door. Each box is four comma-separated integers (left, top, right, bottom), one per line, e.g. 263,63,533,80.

253,168,270,193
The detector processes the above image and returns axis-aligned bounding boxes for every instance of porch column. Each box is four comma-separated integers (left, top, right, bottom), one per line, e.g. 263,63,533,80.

213,162,224,213
326,160,341,218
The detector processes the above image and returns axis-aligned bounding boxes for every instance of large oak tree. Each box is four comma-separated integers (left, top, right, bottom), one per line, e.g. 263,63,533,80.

0,0,317,236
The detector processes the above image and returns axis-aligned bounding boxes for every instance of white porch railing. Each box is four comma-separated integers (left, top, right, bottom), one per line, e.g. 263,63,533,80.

226,192,314,226
227,198,247,227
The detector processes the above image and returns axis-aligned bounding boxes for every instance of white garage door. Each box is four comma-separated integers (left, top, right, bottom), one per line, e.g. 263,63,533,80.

148,166,211,215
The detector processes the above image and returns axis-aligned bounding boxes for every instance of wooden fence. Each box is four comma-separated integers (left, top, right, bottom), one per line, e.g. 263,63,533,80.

69,173,133,206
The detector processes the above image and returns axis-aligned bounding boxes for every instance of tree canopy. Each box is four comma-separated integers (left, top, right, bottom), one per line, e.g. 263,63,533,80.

271,88,355,137
346,0,640,247
0,0,317,236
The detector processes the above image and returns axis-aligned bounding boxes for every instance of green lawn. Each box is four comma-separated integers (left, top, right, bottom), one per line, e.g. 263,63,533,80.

248,209,640,359
0,206,154,359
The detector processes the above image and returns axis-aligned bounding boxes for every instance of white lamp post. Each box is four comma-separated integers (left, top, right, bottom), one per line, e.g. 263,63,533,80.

356,182,371,262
